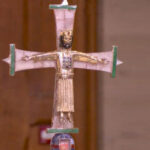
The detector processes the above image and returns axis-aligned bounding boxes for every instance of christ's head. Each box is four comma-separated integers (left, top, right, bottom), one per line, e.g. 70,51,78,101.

60,30,73,49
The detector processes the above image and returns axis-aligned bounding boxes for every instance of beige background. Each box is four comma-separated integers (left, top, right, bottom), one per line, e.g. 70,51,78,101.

98,0,150,150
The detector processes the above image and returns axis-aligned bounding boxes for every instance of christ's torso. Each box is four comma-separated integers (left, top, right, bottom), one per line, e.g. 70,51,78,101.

56,51,74,78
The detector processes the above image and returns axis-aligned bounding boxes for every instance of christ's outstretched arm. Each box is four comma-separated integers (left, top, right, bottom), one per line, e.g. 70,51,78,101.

22,51,58,62
73,51,109,64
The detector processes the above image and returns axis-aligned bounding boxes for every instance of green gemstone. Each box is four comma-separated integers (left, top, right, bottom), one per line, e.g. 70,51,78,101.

10,44,15,76
49,5,77,10
47,128,79,134
112,46,117,78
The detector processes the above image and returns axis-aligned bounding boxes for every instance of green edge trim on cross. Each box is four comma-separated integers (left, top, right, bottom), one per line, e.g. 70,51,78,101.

47,128,79,134
112,46,117,78
49,5,77,10
10,44,15,76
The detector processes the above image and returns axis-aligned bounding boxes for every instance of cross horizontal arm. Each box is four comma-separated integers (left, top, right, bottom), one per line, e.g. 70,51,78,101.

3,44,56,76
73,46,123,77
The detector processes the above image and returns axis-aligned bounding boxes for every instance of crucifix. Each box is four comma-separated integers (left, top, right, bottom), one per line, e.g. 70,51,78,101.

3,0,122,148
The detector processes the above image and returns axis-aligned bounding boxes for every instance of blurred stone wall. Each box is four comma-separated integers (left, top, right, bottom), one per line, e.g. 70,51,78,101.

98,0,150,150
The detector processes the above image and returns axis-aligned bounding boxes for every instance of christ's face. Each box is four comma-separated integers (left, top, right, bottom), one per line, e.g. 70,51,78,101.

63,30,73,44
60,30,73,49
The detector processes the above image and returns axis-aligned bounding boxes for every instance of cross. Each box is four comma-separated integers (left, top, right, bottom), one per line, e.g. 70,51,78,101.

3,1,122,134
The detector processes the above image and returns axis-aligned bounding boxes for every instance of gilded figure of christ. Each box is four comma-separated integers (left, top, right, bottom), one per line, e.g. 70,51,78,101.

23,30,108,125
